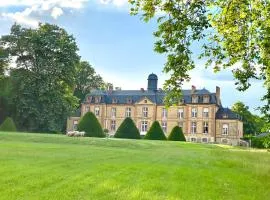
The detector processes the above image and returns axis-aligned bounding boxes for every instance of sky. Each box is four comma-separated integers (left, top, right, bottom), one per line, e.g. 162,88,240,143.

0,0,266,114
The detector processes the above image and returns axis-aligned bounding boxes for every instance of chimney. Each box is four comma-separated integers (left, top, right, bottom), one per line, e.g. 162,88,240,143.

216,86,221,105
191,85,196,93
141,88,145,92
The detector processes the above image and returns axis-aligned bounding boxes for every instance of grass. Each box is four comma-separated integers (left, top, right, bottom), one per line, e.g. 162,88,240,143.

0,132,269,200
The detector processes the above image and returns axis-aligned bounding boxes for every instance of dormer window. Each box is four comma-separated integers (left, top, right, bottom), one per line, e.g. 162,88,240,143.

95,96,101,103
203,95,209,103
223,114,228,118
192,95,198,103
112,98,117,104
126,98,132,104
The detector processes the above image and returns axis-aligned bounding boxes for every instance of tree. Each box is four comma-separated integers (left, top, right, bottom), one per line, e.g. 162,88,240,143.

74,61,105,104
129,0,270,119
114,117,141,139
0,117,17,132
144,121,167,140
0,23,80,132
168,126,186,141
77,112,105,137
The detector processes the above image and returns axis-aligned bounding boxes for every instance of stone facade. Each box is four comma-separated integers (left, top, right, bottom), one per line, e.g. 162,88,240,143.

67,74,243,145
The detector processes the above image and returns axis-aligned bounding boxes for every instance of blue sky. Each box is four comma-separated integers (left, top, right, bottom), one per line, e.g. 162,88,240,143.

0,0,266,114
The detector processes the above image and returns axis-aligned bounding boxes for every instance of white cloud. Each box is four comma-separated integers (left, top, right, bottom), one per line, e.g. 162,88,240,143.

51,7,63,19
98,0,128,7
0,0,89,27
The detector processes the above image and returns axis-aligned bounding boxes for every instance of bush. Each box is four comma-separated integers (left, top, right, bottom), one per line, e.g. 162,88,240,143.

144,121,166,140
168,126,186,141
0,117,17,132
114,117,140,139
252,135,270,149
77,112,105,137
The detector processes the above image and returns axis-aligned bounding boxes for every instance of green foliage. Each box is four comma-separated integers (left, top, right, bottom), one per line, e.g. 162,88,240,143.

144,121,166,140
252,135,270,149
168,126,186,141
0,23,80,132
114,117,140,139
0,117,17,132
77,112,105,137
129,0,270,118
74,61,105,104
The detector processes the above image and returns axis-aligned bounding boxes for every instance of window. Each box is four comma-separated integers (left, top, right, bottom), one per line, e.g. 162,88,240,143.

161,121,167,133
223,114,228,118
141,120,148,132
222,124,229,135
178,108,184,119
111,107,116,118
144,99,147,103
192,95,198,103
95,96,100,103
162,108,167,118
112,98,117,104
73,120,78,130
191,108,197,118
191,122,197,134
111,120,116,131
125,107,131,117
126,98,132,104
85,106,90,112
202,138,208,143
203,121,209,134
142,107,148,117
94,107,100,116
203,108,209,118
191,137,197,142
203,95,209,103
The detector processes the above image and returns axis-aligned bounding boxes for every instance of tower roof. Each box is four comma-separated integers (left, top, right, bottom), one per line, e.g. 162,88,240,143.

148,73,158,80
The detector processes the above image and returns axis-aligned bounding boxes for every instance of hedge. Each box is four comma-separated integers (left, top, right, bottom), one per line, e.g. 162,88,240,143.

0,117,17,132
114,117,140,139
168,126,186,141
144,121,167,140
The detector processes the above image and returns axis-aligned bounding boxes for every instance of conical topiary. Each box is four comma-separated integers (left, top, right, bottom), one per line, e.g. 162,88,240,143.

168,126,186,141
77,112,105,137
0,117,17,132
144,121,167,140
114,117,140,139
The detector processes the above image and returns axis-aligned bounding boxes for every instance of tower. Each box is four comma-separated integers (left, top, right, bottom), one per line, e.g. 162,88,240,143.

147,73,158,91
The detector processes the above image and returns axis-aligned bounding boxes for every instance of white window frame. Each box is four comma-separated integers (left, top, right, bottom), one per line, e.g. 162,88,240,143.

111,107,116,118
222,124,229,135
178,121,184,129
191,122,197,134
142,107,148,117
203,95,209,103
111,120,116,131
162,108,167,118
162,121,167,133
178,108,184,119
191,108,197,118
203,108,209,118
94,106,100,116
85,106,90,112
125,107,131,117
141,120,148,132
192,95,198,103
203,121,209,134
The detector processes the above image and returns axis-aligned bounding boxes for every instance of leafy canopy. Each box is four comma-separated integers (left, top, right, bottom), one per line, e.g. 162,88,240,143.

144,121,167,140
77,112,105,137
129,0,270,119
0,23,80,132
114,117,141,139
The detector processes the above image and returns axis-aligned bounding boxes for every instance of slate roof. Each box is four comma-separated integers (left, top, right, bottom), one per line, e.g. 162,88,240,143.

216,107,241,120
84,88,217,105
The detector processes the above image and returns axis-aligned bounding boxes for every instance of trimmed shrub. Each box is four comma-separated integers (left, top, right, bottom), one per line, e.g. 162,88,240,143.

77,112,105,137
168,126,186,141
114,117,140,139
144,121,166,140
0,117,17,132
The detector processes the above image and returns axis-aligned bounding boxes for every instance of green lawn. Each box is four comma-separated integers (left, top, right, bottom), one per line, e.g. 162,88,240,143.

0,132,269,200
